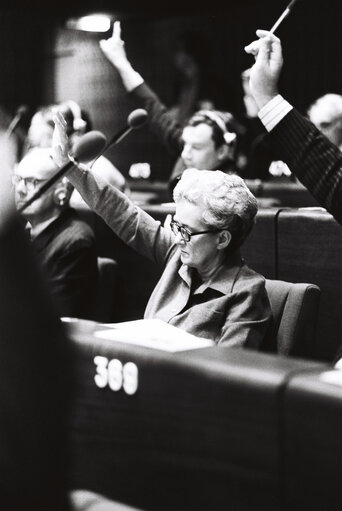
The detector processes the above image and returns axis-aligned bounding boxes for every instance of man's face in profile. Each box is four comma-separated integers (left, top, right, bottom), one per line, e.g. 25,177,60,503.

309,104,342,148
13,148,58,224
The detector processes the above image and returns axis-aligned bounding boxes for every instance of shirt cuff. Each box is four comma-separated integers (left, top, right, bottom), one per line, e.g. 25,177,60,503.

258,95,293,132
120,67,144,92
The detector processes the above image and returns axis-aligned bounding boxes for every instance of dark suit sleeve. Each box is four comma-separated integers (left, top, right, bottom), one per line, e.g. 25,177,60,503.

269,108,342,224
129,82,184,157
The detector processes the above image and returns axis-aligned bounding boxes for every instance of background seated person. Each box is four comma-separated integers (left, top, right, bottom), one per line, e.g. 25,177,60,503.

62,103,127,205
24,101,126,199
54,110,273,348
23,105,56,153
307,93,342,151
13,147,98,319
99,22,241,194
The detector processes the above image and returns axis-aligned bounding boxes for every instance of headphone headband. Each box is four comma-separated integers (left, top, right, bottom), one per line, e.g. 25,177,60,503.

199,110,237,144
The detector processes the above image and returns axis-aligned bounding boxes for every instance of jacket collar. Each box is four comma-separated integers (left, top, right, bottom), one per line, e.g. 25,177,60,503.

178,250,244,295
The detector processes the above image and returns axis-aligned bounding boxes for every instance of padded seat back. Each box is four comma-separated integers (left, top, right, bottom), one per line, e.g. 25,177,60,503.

277,209,342,361
92,257,124,323
265,279,320,358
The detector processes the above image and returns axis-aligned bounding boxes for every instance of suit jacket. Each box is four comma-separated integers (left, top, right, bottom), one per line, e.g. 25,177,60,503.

269,108,342,224
129,82,185,157
269,108,342,361
68,168,273,349
31,207,98,319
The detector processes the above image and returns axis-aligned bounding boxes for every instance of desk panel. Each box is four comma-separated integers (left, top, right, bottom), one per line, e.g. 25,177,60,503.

66,319,324,511
277,208,342,361
282,368,342,510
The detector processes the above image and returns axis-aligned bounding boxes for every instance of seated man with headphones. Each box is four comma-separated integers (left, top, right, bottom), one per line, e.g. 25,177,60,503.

100,22,241,195
12,147,98,319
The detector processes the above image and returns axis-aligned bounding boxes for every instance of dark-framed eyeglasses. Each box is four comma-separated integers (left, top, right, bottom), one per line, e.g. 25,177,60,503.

11,175,48,192
170,219,222,243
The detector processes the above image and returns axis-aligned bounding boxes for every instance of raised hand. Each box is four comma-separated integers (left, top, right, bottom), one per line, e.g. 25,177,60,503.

244,30,284,108
99,21,129,69
51,110,70,168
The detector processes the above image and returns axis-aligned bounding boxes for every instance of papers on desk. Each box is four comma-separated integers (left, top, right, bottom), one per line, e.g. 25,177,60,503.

319,368,342,387
94,319,214,353
334,357,342,369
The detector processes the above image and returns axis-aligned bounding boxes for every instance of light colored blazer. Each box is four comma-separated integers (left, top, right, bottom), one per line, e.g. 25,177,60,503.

68,167,273,348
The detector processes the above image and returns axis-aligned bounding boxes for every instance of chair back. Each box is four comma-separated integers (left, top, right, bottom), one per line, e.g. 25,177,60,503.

92,257,124,323
265,279,320,358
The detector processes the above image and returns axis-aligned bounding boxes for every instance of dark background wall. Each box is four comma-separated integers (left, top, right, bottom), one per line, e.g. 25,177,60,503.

2,0,342,180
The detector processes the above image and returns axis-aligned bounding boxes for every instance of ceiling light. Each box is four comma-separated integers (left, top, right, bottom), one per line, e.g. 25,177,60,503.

66,14,112,33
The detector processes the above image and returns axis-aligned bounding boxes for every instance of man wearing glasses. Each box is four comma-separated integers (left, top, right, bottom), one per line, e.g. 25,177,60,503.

12,147,98,319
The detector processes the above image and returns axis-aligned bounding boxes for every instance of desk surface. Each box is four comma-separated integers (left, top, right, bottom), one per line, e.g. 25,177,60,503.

66,317,330,511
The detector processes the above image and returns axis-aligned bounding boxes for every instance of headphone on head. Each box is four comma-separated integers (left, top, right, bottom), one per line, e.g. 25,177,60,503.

199,110,237,145
53,177,73,208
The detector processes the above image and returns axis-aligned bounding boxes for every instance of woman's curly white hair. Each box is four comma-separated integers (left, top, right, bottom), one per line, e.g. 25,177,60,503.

173,168,257,250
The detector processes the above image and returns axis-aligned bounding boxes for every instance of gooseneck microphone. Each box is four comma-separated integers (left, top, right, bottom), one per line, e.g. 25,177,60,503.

17,109,147,213
18,130,107,214
109,108,148,146
90,108,148,167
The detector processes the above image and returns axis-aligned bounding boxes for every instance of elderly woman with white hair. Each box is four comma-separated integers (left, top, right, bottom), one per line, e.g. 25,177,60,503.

53,113,272,348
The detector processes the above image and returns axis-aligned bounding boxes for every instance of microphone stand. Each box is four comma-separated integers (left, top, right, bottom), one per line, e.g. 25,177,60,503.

88,109,147,167
90,125,133,168
17,110,147,213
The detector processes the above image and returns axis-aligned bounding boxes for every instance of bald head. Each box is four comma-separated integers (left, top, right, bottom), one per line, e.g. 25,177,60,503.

308,94,342,148
14,148,73,225
17,147,58,180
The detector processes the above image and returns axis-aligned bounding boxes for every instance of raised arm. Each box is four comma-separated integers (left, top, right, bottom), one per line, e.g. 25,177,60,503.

244,30,283,109
245,30,342,223
52,111,175,265
99,21,144,92
99,21,183,155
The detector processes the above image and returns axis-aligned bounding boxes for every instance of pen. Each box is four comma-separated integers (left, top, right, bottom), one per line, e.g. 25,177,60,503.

269,0,298,34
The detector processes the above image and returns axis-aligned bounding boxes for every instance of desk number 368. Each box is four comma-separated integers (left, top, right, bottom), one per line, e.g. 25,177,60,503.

93,356,138,395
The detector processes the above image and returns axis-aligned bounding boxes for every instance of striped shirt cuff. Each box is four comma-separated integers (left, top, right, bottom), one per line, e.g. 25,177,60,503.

258,95,293,132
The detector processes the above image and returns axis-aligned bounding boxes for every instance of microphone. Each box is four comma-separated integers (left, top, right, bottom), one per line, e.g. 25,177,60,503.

109,108,148,145
17,130,107,214
5,104,29,139
90,108,148,167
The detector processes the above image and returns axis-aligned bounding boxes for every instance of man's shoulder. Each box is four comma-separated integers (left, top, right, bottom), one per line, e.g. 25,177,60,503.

51,209,96,249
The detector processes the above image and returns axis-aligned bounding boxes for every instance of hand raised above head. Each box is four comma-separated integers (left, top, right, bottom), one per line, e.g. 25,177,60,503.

99,20,129,68
51,110,70,168
244,30,284,109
